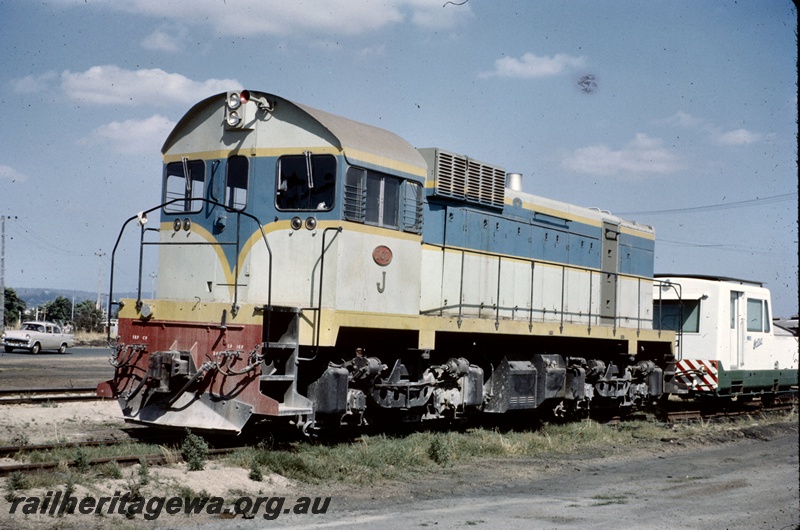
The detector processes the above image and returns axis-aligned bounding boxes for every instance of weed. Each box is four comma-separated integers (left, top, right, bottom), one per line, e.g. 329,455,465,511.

126,472,142,500
97,461,123,479
590,493,628,506
181,431,209,471
138,458,150,485
74,447,91,473
58,476,77,515
6,470,29,491
10,432,29,447
4,471,29,501
175,485,210,502
427,434,451,466
249,460,263,482
160,445,180,466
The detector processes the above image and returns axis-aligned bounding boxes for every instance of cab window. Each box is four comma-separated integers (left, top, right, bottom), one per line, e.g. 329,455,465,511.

276,153,336,211
225,155,248,210
344,165,423,233
653,299,700,333
746,298,770,332
164,159,205,213
366,173,401,229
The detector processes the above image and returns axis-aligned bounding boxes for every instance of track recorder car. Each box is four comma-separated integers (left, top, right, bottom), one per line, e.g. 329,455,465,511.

654,275,798,399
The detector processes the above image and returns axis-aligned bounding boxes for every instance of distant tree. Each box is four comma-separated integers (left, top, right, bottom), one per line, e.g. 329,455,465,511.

42,296,73,324
3,288,26,327
74,300,104,332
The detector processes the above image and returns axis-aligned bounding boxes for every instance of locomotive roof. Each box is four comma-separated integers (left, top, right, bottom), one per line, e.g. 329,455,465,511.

654,274,764,287
162,91,427,179
292,100,427,177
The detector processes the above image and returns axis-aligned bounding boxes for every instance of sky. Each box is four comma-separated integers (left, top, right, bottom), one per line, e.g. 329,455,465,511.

0,0,797,317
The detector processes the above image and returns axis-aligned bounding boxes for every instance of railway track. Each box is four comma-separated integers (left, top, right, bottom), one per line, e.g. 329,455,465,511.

0,447,238,477
659,394,797,423
0,428,243,477
0,390,794,480
0,386,103,405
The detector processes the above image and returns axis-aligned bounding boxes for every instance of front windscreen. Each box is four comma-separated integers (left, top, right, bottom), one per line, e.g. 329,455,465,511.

276,154,336,211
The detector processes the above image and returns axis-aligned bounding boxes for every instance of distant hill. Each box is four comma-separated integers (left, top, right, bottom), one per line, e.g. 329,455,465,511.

10,287,137,309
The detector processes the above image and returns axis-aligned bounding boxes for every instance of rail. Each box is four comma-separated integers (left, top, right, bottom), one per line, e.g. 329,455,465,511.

0,387,102,405
420,244,654,335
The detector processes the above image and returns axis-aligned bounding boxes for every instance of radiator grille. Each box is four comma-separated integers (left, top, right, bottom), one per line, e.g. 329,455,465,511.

422,148,505,209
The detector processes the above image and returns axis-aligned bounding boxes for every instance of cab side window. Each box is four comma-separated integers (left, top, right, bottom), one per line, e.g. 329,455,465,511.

653,299,700,333
344,165,423,233
746,298,770,332
366,173,401,229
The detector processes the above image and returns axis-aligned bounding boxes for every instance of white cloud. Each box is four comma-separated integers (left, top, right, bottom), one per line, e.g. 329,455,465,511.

562,133,684,177
662,110,703,129
480,52,586,79
715,128,761,146
53,0,464,37
9,71,58,94
408,0,474,29
81,115,176,155
0,165,29,183
660,111,762,146
61,65,241,106
141,29,184,52
357,44,387,59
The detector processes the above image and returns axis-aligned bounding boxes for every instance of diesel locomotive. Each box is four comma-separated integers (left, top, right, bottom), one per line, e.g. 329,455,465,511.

98,90,683,434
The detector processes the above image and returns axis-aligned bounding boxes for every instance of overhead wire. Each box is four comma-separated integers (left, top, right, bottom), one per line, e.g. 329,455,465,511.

616,192,797,216
657,238,776,256
9,219,88,257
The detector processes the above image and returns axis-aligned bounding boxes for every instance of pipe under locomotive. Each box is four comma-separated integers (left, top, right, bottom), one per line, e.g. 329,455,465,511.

97,90,682,434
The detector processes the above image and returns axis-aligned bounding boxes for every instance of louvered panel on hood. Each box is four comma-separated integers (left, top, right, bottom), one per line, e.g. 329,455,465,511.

418,147,505,209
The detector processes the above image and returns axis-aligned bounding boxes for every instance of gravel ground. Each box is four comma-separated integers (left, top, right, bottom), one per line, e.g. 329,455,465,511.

1,349,797,530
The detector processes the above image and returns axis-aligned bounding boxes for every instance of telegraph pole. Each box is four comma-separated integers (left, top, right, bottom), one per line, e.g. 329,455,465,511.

1,215,18,331
95,250,106,310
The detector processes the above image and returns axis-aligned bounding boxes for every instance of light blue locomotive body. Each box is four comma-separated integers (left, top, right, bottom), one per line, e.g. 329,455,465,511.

99,90,678,433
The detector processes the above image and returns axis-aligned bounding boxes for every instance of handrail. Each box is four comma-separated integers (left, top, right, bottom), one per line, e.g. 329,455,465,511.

299,226,342,362
106,198,273,344
653,279,683,361
420,242,653,333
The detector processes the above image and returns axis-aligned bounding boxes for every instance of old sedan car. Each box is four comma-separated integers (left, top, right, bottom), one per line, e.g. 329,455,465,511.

1,321,75,354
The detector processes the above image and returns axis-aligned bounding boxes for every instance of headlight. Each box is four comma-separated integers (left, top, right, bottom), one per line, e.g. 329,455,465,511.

25,334,30,340
227,92,242,110
226,111,242,127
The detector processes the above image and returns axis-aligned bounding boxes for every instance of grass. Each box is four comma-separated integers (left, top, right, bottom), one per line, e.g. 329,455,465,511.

17,441,166,465
225,408,796,484
590,493,629,506
73,330,109,347
3,408,794,498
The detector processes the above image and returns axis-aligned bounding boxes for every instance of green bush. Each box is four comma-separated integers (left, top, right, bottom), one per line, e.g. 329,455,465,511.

181,432,209,471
